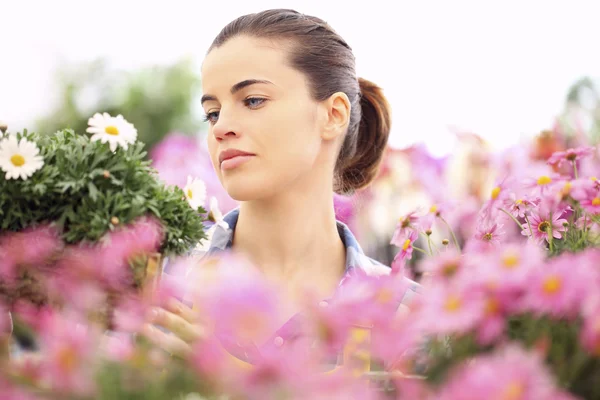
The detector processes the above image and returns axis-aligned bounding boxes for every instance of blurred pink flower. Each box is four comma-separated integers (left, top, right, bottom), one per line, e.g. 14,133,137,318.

419,248,463,282
207,270,281,346
237,343,318,400
547,146,595,168
101,332,134,362
0,225,62,282
436,345,568,400
0,378,42,400
417,282,485,336
335,271,411,328
112,294,148,333
571,178,600,214
523,254,594,318
37,311,99,395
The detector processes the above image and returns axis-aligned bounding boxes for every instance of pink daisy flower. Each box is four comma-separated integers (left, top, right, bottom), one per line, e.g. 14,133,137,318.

390,210,420,246
396,229,418,261
522,172,563,196
547,145,595,168
521,203,568,244
436,345,570,400
466,216,505,251
503,193,539,219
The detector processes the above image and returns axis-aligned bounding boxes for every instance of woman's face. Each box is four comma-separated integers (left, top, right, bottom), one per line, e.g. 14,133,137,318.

201,36,328,201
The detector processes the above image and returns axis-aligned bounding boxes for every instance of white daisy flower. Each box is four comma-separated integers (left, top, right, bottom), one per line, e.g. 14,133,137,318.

208,196,224,223
193,196,229,254
86,112,137,152
183,176,207,210
0,135,44,180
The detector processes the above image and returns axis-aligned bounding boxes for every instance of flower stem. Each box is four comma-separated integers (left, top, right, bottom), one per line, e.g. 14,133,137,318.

500,208,524,231
439,216,460,250
412,246,428,254
524,214,533,239
547,213,555,253
573,160,579,179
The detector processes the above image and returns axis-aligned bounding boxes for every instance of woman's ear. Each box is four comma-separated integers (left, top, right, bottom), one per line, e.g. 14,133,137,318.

321,92,351,141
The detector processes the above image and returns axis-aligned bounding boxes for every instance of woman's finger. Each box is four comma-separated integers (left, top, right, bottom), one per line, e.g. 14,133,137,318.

164,298,199,324
149,307,205,344
142,323,191,358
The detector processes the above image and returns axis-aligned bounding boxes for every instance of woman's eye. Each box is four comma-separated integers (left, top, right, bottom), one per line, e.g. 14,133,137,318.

244,97,267,109
203,111,219,124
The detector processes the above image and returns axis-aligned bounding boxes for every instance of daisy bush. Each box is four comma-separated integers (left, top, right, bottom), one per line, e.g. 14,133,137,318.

0,113,206,329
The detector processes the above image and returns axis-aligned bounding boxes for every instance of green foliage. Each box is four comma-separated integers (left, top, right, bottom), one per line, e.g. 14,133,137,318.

0,129,206,256
34,58,203,154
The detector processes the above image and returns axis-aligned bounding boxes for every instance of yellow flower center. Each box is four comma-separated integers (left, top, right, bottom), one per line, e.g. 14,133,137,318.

538,221,550,233
562,181,572,194
105,125,119,136
402,239,412,251
442,262,459,277
429,205,438,214
501,381,524,400
444,295,462,312
399,217,410,228
376,288,393,304
515,199,523,205
537,175,552,185
593,198,600,206
10,154,25,167
485,298,500,315
542,275,561,295
502,252,519,268
57,347,78,372
187,188,193,199
491,186,501,200
483,232,493,241
591,177,598,182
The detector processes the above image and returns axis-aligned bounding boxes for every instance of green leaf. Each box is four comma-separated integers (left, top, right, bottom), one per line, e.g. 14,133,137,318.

88,181,99,202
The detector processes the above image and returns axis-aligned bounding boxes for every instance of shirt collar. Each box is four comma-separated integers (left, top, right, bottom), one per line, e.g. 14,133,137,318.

204,208,388,275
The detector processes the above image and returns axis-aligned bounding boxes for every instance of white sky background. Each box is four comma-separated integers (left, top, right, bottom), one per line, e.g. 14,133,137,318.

1,0,599,156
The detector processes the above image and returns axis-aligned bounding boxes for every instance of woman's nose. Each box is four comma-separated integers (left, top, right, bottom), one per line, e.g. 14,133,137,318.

212,113,239,142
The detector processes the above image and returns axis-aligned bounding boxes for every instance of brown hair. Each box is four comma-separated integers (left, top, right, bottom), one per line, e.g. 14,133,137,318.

209,9,392,195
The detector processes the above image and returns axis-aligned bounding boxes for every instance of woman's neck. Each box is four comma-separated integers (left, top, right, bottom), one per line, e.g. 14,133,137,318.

232,186,347,296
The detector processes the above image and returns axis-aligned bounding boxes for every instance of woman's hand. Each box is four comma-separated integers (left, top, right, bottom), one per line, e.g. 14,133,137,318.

142,299,207,357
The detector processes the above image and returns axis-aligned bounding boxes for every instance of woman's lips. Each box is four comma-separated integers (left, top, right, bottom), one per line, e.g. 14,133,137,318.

220,155,255,171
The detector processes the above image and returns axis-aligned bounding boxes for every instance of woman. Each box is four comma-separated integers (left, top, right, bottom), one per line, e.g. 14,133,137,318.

145,8,421,363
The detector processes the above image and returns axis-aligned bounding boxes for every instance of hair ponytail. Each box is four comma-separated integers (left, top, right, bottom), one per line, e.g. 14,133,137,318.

335,78,391,195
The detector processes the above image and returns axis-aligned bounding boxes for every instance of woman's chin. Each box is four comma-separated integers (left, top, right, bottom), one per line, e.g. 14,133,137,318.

223,182,267,202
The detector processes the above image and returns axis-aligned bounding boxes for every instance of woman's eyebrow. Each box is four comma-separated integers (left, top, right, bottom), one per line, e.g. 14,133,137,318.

201,79,274,105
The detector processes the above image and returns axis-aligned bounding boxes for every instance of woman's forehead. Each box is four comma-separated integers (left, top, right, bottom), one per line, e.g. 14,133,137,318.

201,37,298,92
